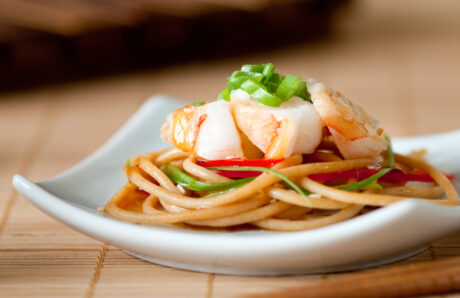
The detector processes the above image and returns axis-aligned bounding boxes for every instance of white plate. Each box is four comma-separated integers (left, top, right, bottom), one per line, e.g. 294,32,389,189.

12,96,460,275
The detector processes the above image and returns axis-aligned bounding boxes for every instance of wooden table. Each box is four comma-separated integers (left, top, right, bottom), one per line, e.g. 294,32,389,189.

1,1,460,297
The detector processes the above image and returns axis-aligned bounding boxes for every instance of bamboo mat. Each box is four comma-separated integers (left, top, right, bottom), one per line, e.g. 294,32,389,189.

2,0,460,297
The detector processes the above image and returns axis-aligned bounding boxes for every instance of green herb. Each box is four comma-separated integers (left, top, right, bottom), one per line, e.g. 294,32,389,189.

209,166,310,201
275,74,302,101
384,134,395,167
218,63,312,107
126,159,131,168
163,164,254,192
192,101,205,106
240,79,284,107
361,180,383,191
336,168,392,191
217,88,231,101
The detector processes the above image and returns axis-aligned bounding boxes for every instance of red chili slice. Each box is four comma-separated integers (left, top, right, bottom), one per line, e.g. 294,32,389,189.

308,168,455,184
197,159,455,182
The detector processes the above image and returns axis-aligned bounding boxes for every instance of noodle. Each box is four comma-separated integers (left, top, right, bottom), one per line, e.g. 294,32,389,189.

103,148,458,231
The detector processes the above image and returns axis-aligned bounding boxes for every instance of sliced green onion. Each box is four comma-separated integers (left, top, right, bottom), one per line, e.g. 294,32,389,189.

163,164,254,192
227,71,264,90
295,81,311,102
384,134,395,167
192,101,205,106
275,74,302,100
218,63,312,107
336,168,392,191
265,73,284,93
241,63,274,76
240,80,284,107
126,159,131,168
361,180,383,191
217,88,231,101
209,166,310,201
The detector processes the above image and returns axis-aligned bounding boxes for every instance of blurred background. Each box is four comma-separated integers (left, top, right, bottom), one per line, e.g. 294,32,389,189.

1,0,460,143
0,0,347,90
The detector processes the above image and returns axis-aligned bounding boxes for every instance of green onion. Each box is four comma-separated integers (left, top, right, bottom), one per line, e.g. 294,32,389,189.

275,74,302,100
384,134,395,167
241,63,274,76
218,63,312,106
240,79,284,107
361,180,383,191
295,81,311,102
163,164,254,192
227,71,264,90
209,166,310,201
217,88,231,101
336,168,392,191
126,160,131,168
192,101,205,106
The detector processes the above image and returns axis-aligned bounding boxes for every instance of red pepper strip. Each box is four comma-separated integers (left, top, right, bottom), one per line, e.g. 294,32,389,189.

196,158,284,178
197,158,456,182
308,168,455,184
211,170,260,178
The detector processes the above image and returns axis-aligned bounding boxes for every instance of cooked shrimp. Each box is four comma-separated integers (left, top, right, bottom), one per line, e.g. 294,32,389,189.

161,104,205,153
195,101,244,160
307,79,388,159
231,89,324,159
161,101,244,160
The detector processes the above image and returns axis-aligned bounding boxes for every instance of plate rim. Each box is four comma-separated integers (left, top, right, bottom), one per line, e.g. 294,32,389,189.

10,95,460,274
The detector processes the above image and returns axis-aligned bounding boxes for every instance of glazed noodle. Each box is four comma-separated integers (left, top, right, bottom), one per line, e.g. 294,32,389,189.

103,64,458,231
104,148,457,231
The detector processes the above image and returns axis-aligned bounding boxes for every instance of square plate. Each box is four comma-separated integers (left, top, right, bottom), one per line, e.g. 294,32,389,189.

12,95,460,275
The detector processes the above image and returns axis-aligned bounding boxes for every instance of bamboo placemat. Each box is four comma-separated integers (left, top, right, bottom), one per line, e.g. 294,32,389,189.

1,0,460,297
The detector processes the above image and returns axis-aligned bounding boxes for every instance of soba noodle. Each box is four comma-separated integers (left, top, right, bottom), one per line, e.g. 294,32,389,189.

103,148,458,231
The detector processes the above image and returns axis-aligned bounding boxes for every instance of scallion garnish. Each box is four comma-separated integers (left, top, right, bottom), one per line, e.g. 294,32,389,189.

192,102,205,107
217,88,231,101
163,164,254,192
275,74,302,100
218,63,312,107
336,168,392,191
384,134,395,167
209,166,310,201
240,79,284,107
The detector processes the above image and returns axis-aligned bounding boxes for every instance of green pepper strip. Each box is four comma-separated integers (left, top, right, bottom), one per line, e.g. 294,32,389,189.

163,164,254,192
209,166,310,201
384,134,395,167
336,168,392,191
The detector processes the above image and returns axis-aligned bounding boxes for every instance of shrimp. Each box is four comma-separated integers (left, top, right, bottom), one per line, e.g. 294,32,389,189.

307,79,388,159
162,80,387,161
161,101,244,160
231,89,324,159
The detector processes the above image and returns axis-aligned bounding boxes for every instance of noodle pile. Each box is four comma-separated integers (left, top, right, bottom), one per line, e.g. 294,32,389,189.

103,148,458,231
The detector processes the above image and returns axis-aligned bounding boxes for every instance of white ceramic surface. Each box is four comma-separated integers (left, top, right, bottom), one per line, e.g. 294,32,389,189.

12,95,460,275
